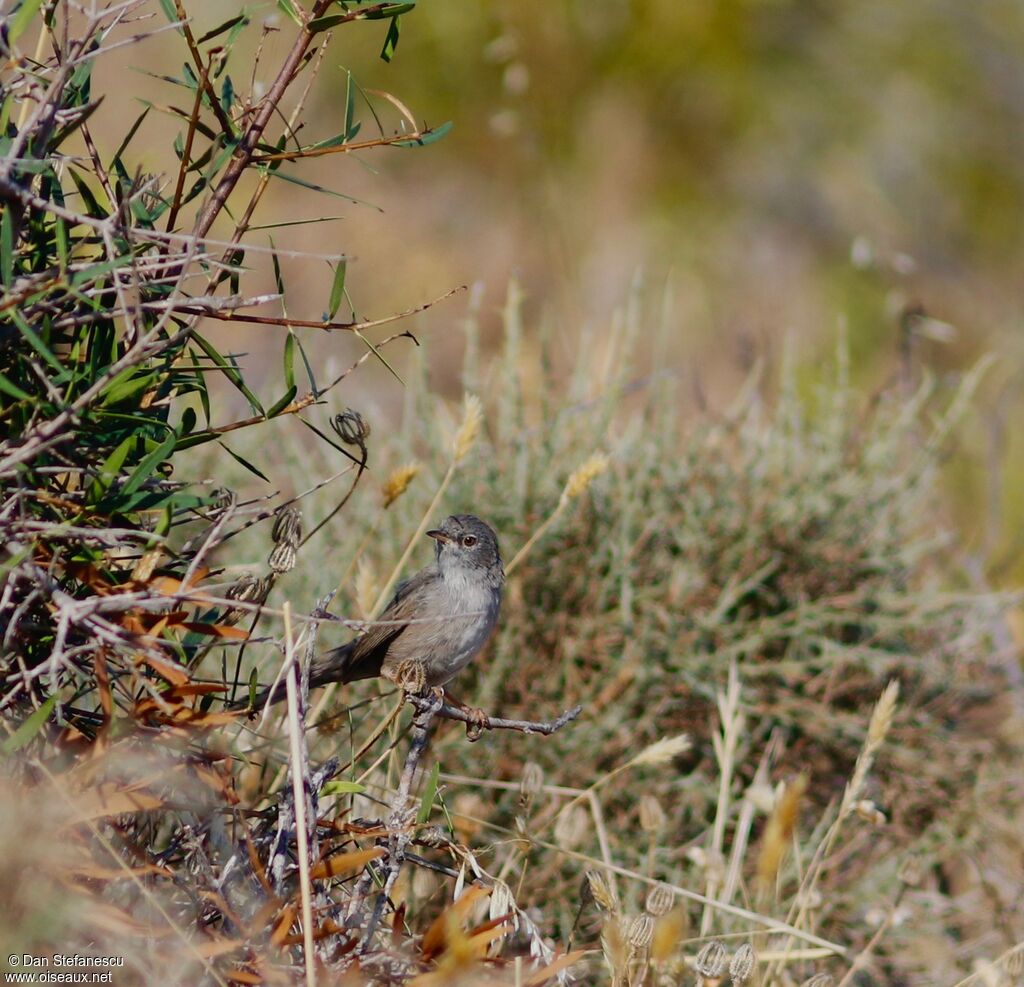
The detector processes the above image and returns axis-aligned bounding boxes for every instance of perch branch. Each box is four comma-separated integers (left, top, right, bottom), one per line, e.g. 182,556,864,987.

405,694,583,736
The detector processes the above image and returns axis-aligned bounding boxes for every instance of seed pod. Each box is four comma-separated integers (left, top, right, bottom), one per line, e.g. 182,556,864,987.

628,913,654,950
519,761,544,808
271,506,302,548
644,883,674,917
695,940,728,978
729,943,757,984
639,794,667,833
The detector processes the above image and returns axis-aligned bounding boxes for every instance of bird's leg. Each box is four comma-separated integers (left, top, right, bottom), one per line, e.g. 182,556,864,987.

441,690,490,742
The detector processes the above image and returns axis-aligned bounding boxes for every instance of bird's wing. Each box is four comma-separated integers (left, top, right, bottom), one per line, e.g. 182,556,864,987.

311,565,438,685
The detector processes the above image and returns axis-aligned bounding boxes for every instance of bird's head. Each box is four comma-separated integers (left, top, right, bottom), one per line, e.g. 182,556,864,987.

426,514,502,577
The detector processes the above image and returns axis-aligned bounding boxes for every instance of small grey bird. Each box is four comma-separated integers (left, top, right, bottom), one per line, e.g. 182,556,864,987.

239,514,503,710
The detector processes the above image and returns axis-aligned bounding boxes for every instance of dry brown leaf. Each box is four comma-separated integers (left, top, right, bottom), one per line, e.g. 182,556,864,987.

309,846,386,880
195,938,245,959
270,902,297,947
182,622,249,640
421,884,491,960
141,652,190,685
64,780,167,822
65,861,171,881
86,901,169,937
521,950,589,986
225,970,264,985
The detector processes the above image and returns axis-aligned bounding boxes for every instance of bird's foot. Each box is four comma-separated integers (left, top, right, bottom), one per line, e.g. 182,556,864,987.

310,605,341,622
444,691,490,742
463,706,489,742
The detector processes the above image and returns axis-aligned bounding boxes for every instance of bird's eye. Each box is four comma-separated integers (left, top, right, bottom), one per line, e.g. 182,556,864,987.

462,534,478,547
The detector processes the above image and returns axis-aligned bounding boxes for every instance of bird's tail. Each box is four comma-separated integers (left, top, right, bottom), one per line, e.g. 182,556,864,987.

228,639,360,714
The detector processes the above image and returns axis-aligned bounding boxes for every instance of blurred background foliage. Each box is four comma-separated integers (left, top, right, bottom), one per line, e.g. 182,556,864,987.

92,0,1024,581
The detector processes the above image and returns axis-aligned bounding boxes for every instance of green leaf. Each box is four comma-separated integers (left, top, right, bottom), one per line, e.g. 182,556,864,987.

196,14,248,44
327,259,347,320
67,168,108,220
307,14,349,33
266,385,297,418
295,332,319,396
156,0,180,30
2,695,58,756
262,167,377,208
11,311,67,380
191,333,265,417
178,406,197,436
362,3,416,19
110,106,152,171
191,352,212,425
246,215,344,232
0,373,30,401
0,206,13,286
119,431,177,498
380,15,402,63
218,441,270,483
417,762,440,824
277,0,302,26
50,97,104,150
344,69,357,140
283,330,296,390
394,120,453,148
321,780,368,796
221,75,235,114
99,368,157,407
354,328,404,385
89,434,136,501
9,0,45,46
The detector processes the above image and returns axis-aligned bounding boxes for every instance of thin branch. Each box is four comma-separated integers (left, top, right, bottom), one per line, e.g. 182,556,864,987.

405,694,584,737
174,284,466,333
250,127,450,164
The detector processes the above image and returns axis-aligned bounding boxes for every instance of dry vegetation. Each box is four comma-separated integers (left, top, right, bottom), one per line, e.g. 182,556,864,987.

2,3,1023,986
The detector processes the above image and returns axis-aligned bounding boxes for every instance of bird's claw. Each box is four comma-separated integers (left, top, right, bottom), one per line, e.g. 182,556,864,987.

310,606,340,622
464,706,489,742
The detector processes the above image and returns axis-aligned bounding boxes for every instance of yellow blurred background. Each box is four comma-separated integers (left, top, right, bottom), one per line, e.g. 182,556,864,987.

92,0,1024,578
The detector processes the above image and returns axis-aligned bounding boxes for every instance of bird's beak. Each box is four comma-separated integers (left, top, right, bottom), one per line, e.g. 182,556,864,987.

426,529,452,544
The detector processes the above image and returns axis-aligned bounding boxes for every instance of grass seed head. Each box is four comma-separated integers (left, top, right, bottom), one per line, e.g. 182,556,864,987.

868,679,900,747
601,916,629,979
586,870,616,912
560,451,610,504
632,733,692,767
381,462,420,508
757,774,808,888
453,394,483,463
